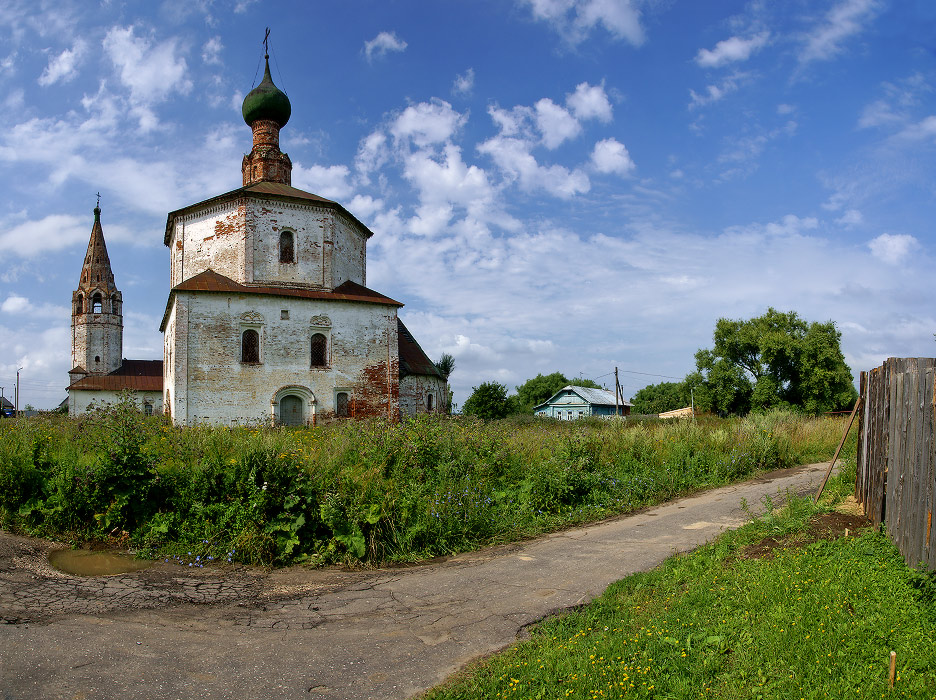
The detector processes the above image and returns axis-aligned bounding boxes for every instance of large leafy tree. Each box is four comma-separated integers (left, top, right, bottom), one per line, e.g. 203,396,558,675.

693,308,857,415
461,381,510,420
631,381,692,415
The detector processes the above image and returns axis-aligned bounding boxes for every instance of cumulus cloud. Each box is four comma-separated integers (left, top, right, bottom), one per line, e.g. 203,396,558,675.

1,295,29,314
38,40,85,86
0,214,89,257
104,26,192,105
534,98,581,148
291,164,354,201
478,134,590,198
695,32,769,68
391,99,466,147
868,233,918,264
590,138,634,174
566,82,613,122
1,294,68,318
800,0,881,63
520,0,645,46
364,31,407,61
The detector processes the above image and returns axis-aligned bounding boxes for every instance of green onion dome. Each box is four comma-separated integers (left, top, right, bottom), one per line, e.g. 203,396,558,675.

242,56,291,128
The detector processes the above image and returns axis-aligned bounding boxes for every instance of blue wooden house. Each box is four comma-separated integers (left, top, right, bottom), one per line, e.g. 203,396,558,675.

534,385,632,419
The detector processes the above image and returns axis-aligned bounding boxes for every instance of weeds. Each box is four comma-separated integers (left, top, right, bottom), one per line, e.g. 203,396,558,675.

0,403,849,567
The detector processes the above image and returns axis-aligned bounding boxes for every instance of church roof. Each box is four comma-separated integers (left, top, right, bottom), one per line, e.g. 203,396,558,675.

242,55,291,128
76,205,119,297
159,269,402,331
164,182,373,246
67,360,163,392
398,319,443,379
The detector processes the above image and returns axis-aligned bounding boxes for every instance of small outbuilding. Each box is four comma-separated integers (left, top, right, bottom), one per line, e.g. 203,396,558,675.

534,385,632,420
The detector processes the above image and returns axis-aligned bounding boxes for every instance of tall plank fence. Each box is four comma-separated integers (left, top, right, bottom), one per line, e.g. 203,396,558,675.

855,357,936,571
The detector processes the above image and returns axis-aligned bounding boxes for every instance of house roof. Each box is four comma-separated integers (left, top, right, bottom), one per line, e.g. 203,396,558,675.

164,181,372,246
67,360,163,393
159,269,402,331
398,319,442,379
0,396,13,409
534,385,633,411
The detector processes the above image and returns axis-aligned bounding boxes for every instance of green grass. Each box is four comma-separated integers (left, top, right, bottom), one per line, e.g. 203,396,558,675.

0,399,852,568
422,465,936,700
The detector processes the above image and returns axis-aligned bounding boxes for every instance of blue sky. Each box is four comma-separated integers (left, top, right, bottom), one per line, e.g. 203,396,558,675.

1,0,934,409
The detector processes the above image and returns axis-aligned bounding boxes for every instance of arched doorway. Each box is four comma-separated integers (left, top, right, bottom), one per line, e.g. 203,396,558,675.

271,385,315,427
280,395,303,426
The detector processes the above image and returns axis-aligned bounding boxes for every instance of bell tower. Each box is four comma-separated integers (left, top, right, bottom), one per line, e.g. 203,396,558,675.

70,200,123,379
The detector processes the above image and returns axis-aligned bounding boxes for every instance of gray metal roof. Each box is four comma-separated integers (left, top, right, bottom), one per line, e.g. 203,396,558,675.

534,385,633,410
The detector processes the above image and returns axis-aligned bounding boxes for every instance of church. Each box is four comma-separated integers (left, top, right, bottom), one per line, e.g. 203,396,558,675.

67,49,446,425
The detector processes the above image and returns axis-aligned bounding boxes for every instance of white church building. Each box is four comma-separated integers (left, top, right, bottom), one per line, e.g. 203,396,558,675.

68,49,445,425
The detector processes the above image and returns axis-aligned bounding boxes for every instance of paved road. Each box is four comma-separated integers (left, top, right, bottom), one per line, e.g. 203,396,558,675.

0,462,830,700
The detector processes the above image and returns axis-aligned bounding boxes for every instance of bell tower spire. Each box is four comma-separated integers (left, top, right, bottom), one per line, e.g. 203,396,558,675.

70,198,123,378
241,29,293,186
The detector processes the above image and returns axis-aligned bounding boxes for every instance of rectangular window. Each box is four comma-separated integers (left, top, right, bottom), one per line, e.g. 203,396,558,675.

281,309,289,320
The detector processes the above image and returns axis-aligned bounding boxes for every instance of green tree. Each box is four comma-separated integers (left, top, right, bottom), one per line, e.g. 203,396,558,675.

694,307,857,415
631,381,692,414
511,372,602,414
435,353,456,413
461,381,510,420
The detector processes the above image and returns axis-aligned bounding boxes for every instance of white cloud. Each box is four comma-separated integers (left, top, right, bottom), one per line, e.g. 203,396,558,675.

868,233,918,264
695,32,769,68
897,115,936,141
1,294,68,318
591,138,634,175
1,295,29,314
391,99,466,147
800,0,881,63
291,164,354,201
202,36,223,65
521,0,645,46
689,72,749,109
103,25,192,130
0,214,89,257
836,209,863,226
38,40,85,86
453,68,475,96
566,82,613,122
364,31,407,62
478,135,590,198
534,98,581,148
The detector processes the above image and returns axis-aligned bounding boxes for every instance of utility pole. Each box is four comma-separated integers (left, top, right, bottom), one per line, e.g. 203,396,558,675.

614,367,620,416
15,368,22,417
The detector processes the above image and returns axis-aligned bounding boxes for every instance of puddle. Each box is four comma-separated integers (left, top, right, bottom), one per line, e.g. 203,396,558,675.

48,549,153,576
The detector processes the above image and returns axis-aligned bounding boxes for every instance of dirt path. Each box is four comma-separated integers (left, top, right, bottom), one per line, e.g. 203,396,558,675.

1,462,835,699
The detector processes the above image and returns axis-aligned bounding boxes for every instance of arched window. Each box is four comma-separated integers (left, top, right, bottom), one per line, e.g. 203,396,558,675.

76,293,83,314
310,333,327,367
241,329,260,363
279,230,294,263
92,293,103,313
111,295,119,314
336,392,350,418
427,394,434,411
143,402,153,416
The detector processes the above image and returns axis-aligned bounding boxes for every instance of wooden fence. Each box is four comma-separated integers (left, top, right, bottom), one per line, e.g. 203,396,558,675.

855,357,936,571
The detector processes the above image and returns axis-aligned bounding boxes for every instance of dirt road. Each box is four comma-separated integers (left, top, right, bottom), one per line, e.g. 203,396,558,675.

0,462,831,699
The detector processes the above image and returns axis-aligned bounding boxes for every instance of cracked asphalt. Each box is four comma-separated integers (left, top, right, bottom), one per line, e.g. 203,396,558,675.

0,462,830,700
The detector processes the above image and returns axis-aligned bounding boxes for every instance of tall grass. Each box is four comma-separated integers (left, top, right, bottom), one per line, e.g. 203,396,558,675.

0,399,850,567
